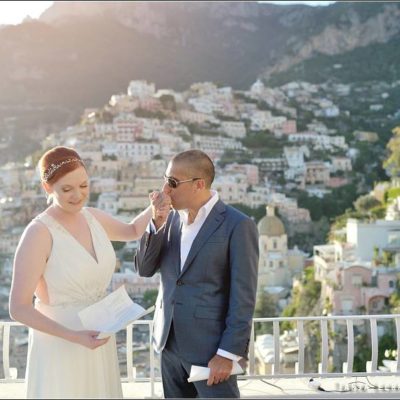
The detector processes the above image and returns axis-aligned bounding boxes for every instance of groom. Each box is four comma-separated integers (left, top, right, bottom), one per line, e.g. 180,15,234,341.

134,149,259,398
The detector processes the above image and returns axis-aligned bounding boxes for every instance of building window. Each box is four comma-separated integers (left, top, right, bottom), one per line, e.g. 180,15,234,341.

269,261,273,268
273,241,277,249
389,280,394,288
342,299,353,312
351,274,362,287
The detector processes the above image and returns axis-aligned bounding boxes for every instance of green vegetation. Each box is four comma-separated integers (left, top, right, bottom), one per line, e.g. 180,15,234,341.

384,126,400,178
389,277,400,313
281,266,321,331
242,131,286,157
230,203,267,223
294,184,359,222
353,332,372,372
218,150,253,167
280,266,322,370
353,194,381,213
269,35,400,86
134,108,165,120
386,187,400,201
186,122,220,137
89,192,100,204
111,241,126,251
158,94,176,112
142,289,158,310
254,290,277,335
288,217,330,253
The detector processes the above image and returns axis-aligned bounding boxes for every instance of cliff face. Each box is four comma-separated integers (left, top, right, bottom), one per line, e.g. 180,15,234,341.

262,3,400,79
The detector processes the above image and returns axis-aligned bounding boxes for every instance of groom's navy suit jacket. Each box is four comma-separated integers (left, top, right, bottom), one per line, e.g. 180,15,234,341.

134,200,259,365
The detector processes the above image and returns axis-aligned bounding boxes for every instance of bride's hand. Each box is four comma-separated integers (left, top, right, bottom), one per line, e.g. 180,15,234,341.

71,330,110,349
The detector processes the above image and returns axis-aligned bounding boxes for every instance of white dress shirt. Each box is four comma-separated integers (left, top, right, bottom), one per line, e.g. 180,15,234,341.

178,190,219,270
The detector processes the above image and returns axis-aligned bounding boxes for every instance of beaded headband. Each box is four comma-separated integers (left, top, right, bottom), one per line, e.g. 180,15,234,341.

42,158,84,182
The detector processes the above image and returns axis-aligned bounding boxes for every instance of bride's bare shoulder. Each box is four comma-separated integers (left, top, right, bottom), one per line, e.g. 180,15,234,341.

22,217,52,243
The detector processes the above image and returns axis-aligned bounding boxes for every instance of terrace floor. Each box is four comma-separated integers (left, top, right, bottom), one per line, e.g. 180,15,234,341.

2,376,400,399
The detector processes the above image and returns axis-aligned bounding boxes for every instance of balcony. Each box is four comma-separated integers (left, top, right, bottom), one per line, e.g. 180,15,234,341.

2,315,400,398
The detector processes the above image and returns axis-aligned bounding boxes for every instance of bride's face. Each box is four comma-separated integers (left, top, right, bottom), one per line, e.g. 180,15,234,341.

46,166,90,213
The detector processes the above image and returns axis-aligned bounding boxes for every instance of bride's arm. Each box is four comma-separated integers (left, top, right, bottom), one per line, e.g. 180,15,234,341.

87,191,171,242
9,222,108,350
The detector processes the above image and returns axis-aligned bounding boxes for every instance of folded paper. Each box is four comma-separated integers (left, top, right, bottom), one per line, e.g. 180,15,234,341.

188,361,243,382
78,285,152,338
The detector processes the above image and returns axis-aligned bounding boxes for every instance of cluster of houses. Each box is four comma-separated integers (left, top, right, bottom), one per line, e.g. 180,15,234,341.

1,77,399,375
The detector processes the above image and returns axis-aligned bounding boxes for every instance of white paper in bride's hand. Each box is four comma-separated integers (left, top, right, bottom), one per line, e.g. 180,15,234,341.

187,361,243,383
78,285,152,339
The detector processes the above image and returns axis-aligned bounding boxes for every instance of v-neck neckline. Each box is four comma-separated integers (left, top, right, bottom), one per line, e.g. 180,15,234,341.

45,210,99,265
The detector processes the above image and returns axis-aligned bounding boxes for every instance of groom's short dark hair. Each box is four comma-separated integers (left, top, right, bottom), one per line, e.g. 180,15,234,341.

172,149,215,188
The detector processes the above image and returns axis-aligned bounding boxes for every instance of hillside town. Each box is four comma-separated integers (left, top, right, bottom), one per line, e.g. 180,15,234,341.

1,77,400,376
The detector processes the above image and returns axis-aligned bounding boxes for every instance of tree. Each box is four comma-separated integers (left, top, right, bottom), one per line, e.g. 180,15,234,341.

383,125,400,177
111,241,125,251
353,194,381,213
159,94,176,112
379,333,397,366
142,289,158,309
254,290,278,334
281,266,321,330
96,109,114,123
353,332,372,372
389,276,400,313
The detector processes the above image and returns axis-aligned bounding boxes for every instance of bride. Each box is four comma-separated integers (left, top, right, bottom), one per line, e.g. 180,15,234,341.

9,146,171,398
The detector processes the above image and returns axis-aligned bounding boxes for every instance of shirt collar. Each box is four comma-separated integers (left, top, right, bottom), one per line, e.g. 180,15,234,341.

179,190,219,225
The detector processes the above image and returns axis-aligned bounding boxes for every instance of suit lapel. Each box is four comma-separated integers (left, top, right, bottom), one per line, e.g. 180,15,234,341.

170,212,182,277
179,200,226,277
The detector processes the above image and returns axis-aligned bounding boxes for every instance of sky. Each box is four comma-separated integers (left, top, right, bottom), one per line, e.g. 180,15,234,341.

0,1,336,26
0,1,53,25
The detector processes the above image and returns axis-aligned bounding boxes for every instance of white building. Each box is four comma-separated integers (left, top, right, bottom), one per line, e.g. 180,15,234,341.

213,174,248,204
127,80,155,98
220,121,246,139
331,156,352,173
97,192,119,215
117,142,161,162
346,218,400,262
192,135,243,160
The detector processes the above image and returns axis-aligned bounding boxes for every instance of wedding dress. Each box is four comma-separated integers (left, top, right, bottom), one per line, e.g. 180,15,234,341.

25,208,123,398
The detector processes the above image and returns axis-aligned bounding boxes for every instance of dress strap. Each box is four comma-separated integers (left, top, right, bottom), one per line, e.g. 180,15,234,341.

33,212,58,230
81,207,95,224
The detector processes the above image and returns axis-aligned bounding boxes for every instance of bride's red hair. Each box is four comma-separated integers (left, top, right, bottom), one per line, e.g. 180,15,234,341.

39,146,85,184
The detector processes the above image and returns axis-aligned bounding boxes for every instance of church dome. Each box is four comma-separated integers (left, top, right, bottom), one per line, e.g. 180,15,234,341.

258,205,285,236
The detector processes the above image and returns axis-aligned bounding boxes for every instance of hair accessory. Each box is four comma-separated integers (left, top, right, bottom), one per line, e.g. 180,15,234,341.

42,158,83,182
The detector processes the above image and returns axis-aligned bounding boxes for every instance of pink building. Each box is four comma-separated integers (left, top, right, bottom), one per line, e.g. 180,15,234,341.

330,265,396,315
327,177,349,188
138,97,162,112
225,163,259,185
281,120,297,135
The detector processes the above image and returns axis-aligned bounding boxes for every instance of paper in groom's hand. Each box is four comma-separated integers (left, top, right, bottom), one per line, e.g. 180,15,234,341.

187,361,243,383
78,285,152,339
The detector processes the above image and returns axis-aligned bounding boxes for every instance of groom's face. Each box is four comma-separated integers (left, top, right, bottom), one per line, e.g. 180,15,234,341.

162,161,198,210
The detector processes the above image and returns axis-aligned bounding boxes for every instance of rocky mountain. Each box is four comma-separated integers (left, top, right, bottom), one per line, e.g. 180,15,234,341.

1,1,400,161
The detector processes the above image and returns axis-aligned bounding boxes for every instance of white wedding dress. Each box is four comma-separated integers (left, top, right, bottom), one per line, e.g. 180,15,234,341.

25,208,123,398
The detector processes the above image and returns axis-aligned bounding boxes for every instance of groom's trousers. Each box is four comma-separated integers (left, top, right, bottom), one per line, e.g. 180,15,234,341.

160,322,240,398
